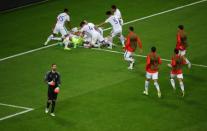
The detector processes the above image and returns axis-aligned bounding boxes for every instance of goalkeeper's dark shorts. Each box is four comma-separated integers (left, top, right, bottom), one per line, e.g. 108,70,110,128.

48,87,58,100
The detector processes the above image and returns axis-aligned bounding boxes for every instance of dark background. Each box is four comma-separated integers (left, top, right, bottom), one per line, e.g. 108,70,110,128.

0,0,48,11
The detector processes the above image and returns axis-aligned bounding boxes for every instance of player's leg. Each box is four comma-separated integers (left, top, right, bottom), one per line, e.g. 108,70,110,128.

143,72,151,95
44,26,62,45
90,34,99,48
63,35,71,50
152,72,161,98
170,73,176,90
124,51,134,69
45,88,53,114
177,74,185,97
117,31,125,48
50,92,58,116
180,50,191,68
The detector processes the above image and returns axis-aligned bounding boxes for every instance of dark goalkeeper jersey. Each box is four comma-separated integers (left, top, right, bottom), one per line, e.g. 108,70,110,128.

45,71,61,87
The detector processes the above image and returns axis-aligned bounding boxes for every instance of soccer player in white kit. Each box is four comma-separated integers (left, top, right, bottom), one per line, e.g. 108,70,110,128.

80,21,108,48
111,5,123,25
98,11,125,48
44,9,71,50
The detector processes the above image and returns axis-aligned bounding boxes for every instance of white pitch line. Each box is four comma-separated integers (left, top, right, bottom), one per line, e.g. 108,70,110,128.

0,103,34,121
92,48,207,68
0,0,206,62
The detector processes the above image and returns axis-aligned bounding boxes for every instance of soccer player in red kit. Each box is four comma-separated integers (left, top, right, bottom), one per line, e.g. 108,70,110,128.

168,48,187,97
124,26,142,69
143,47,162,98
176,25,191,68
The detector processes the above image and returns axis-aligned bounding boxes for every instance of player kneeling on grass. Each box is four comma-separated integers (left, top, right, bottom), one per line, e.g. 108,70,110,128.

44,64,61,116
143,47,162,98
168,48,187,97
124,26,142,69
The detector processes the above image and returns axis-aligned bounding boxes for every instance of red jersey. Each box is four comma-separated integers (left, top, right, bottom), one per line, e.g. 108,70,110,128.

176,30,187,51
146,52,162,73
171,54,186,74
125,32,142,52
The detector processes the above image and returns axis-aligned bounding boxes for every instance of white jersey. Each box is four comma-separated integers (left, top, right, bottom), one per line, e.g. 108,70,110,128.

56,12,70,27
114,8,122,19
80,23,97,37
105,15,122,32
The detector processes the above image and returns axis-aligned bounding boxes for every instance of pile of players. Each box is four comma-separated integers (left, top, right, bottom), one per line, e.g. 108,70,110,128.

44,5,191,98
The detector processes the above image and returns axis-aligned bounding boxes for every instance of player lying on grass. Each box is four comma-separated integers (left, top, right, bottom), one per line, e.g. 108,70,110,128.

143,47,162,98
80,21,112,48
44,64,61,117
124,26,142,69
98,11,125,48
168,48,187,97
62,27,84,49
111,5,123,25
44,8,71,50
176,25,191,68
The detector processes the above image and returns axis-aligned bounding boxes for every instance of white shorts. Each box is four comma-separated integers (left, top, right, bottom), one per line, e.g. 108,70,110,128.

179,50,186,56
53,24,68,37
111,29,122,37
146,72,158,80
91,32,104,45
170,73,183,79
124,51,133,60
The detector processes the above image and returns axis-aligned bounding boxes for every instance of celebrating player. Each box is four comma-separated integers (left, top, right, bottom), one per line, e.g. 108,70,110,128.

80,21,111,48
124,26,142,69
168,48,187,97
111,5,123,25
176,25,191,68
44,8,71,50
143,47,162,98
98,11,125,48
44,64,61,116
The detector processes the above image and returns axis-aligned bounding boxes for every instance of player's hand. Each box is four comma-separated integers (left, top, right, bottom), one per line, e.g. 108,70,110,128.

48,81,55,86
54,87,60,94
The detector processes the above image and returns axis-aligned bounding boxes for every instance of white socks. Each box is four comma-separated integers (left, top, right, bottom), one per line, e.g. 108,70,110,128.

170,79,176,89
145,80,149,93
179,81,184,92
154,82,160,92
119,35,125,47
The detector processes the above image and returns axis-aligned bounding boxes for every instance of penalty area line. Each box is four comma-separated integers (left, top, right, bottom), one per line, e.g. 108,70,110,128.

92,48,207,68
0,103,34,121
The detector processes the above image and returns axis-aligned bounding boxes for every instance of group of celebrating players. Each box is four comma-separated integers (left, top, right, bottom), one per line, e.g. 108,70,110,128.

44,4,192,116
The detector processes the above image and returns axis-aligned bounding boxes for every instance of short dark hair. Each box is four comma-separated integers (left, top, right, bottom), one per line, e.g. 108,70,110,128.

178,25,184,30
129,26,134,31
64,8,68,12
151,46,156,52
51,63,56,66
174,48,179,54
80,21,86,27
111,5,117,9
106,11,112,15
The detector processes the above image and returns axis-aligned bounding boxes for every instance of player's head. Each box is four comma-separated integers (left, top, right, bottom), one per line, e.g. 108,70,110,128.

83,20,88,24
106,11,112,16
51,64,57,71
129,26,134,32
80,21,86,27
111,5,117,12
151,46,156,53
178,25,184,30
174,48,179,54
64,8,69,13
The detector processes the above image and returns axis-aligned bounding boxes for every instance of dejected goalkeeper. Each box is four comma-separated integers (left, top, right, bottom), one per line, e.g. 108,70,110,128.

44,64,61,116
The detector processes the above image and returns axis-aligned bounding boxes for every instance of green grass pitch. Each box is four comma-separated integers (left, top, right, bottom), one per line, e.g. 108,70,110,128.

0,0,207,130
